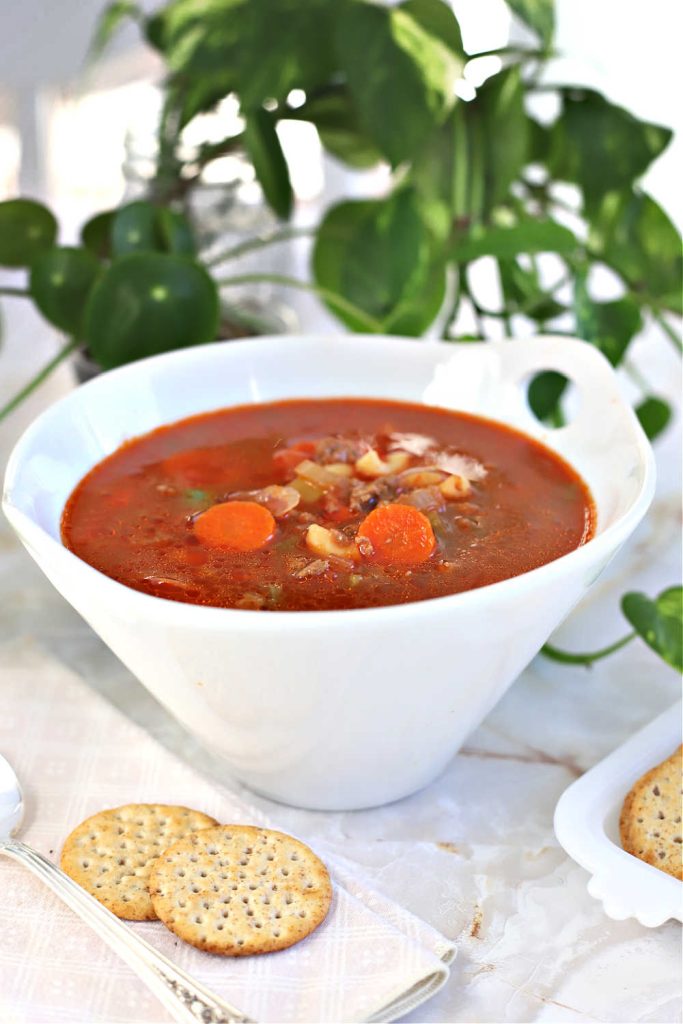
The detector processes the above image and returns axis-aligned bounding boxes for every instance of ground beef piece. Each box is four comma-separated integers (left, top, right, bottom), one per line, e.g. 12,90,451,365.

349,475,400,514
315,435,367,464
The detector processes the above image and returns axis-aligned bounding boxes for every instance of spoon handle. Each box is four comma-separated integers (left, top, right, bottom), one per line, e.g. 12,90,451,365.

0,840,253,1024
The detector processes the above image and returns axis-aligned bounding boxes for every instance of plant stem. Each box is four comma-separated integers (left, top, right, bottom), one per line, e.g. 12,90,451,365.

468,45,550,60
652,309,683,355
541,632,636,666
0,338,79,422
0,287,29,297
205,227,315,269
216,272,384,333
623,360,653,396
442,266,462,338
459,267,488,336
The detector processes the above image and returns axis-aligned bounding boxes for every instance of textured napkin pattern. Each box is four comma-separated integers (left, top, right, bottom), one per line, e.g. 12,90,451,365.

0,639,454,1024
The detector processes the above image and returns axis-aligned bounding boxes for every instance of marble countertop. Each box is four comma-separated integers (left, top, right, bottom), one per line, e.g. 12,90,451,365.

1,297,681,1023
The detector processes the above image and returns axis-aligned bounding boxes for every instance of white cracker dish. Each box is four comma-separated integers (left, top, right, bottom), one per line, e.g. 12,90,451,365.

554,702,683,927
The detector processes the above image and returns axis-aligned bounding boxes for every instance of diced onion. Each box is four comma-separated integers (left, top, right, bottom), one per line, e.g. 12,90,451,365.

295,459,343,488
440,474,472,499
400,469,447,488
355,449,410,478
305,523,360,562
399,487,446,512
228,484,300,518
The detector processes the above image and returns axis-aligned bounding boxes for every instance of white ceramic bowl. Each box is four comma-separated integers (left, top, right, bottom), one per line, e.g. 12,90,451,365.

3,334,655,810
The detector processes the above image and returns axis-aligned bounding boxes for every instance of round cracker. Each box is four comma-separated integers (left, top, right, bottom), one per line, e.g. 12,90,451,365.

619,746,682,880
149,825,332,955
61,803,218,920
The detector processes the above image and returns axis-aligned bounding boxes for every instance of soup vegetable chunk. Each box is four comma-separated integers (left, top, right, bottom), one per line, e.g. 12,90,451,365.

62,398,595,611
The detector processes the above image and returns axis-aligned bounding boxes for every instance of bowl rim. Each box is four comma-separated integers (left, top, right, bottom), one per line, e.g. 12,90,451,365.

3,332,657,630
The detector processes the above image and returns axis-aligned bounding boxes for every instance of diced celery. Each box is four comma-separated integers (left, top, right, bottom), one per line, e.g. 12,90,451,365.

290,477,323,503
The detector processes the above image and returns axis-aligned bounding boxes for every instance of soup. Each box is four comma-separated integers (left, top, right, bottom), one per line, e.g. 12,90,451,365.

62,398,595,611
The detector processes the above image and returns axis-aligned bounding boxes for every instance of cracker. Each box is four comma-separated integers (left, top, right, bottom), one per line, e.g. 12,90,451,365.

149,825,332,955
620,746,682,880
61,804,218,920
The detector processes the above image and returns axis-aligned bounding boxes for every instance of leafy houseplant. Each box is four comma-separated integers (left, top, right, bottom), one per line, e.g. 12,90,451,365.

0,0,680,668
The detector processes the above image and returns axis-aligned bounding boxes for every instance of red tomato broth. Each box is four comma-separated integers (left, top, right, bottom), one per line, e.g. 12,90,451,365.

61,397,596,611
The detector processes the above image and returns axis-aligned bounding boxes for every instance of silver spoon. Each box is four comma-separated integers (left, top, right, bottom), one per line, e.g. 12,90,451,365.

0,753,252,1024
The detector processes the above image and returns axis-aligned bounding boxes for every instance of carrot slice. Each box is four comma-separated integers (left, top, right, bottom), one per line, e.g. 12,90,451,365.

357,503,436,564
193,500,275,551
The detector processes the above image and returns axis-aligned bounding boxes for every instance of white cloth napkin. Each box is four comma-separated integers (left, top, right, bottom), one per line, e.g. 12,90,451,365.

0,640,455,1024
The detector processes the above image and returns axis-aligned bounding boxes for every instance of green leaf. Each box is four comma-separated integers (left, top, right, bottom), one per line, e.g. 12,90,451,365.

30,247,101,335
506,0,554,47
635,397,672,441
242,109,293,220
499,260,565,320
589,190,682,314
147,0,244,121
156,208,196,255
178,75,240,127
574,274,643,366
475,66,529,211
528,116,552,163
81,210,115,260
143,10,167,51
527,370,567,421
89,1,140,60
0,199,58,268
622,586,683,672
313,188,445,334
150,0,337,123
111,201,164,256
147,0,244,68
400,0,465,56
84,252,219,369
234,0,337,108
411,68,528,222
548,90,672,207
335,1,462,166
453,219,577,262
299,89,383,169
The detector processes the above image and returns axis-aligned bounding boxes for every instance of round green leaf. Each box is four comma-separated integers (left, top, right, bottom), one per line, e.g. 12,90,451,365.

81,210,116,259
0,199,58,268
30,247,101,335
84,252,219,369
157,208,196,255
111,201,164,256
